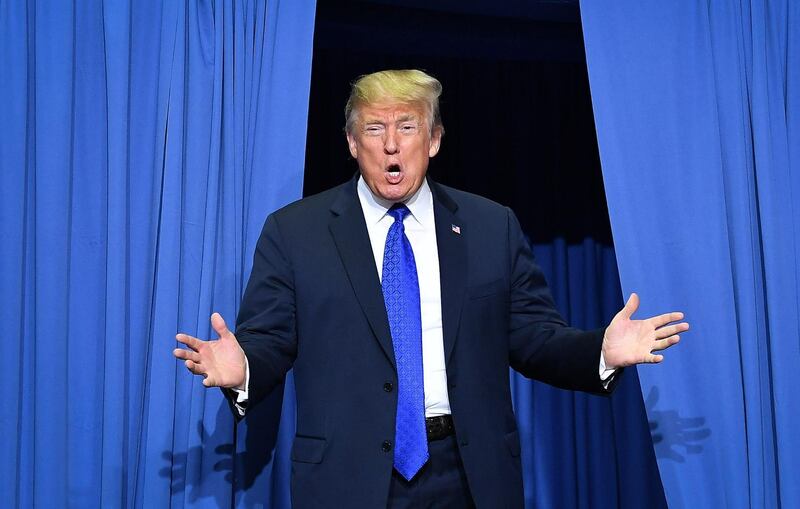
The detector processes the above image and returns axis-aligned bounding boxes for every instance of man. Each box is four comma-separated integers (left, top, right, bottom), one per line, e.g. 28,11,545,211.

174,69,687,508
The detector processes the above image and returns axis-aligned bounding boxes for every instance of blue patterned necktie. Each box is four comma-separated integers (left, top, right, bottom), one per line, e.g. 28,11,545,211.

382,203,428,481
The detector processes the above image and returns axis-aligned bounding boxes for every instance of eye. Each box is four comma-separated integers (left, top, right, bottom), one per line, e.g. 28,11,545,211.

364,125,384,136
398,123,419,135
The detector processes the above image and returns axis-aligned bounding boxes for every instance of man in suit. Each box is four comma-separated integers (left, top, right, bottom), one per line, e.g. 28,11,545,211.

174,69,687,508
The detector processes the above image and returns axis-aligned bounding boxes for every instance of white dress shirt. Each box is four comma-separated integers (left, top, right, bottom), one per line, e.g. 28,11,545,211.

232,177,615,415
356,176,451,417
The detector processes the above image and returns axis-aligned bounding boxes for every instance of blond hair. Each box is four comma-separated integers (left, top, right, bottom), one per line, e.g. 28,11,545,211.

344,69,443,133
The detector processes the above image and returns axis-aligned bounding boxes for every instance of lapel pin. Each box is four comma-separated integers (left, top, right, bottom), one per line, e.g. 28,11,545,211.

451,224,461,235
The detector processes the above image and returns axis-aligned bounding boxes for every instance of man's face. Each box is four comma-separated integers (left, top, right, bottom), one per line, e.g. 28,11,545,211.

347,102,442,203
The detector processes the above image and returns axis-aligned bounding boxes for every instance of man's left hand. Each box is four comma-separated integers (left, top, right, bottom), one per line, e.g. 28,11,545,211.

602,293,688,368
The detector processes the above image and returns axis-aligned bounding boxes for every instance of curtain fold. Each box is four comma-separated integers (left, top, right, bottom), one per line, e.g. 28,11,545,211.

513,239,666,509
0,1,315,507
581,1,799,507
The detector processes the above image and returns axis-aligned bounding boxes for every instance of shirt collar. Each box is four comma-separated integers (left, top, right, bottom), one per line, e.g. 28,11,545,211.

356,175,434,228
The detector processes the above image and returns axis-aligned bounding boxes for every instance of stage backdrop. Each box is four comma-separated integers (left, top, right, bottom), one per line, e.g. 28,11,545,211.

2,1,671,508
0,1,315,507
581,1,800,507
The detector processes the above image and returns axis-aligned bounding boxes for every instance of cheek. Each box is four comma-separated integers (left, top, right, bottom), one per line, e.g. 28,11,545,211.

362,145,384,162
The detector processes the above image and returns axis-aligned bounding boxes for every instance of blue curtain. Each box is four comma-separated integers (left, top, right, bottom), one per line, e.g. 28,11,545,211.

515,240,666,509
581,1,799,507
0,1,315,507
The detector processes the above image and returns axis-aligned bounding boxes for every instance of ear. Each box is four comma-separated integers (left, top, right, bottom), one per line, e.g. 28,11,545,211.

346,132,358,159
428,126,443,158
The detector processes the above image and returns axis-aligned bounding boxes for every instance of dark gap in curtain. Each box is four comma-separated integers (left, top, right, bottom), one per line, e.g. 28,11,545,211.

306,1,612,245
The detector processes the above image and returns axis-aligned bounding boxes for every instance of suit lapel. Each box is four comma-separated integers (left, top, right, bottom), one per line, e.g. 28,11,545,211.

430,179,467,364
329,178,396,370
328,177,468,370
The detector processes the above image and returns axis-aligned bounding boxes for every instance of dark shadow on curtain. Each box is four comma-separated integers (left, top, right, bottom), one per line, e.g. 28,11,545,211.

156,379,291,508
158,403,236,508
644,387,711,463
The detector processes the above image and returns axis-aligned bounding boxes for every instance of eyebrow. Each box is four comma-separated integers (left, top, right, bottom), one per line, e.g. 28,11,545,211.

362,114,419,125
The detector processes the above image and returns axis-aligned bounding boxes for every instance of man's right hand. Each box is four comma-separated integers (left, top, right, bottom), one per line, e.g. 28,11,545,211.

173,313,246,388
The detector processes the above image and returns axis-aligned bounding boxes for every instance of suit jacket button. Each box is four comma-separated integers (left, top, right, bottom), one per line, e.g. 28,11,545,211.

381,440,392,452
383,382,393,392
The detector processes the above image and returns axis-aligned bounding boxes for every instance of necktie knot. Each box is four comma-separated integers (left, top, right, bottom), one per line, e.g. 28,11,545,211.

388,203,411,223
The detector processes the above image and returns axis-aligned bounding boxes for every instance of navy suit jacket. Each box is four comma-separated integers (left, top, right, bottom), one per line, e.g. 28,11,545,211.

233,175,614,508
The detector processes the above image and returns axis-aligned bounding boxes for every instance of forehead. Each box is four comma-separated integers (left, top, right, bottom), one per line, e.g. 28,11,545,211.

357,101,427,122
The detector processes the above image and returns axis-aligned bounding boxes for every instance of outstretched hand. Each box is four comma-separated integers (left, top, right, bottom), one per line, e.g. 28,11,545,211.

173,313,246,388
602,293,688,368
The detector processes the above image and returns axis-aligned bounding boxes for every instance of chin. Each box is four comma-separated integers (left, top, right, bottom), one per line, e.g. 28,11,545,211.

379,186,412,202
378,191,403,202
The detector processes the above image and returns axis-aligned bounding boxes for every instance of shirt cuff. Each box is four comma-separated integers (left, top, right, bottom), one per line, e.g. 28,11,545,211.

230,356,250,416
599,351,618,389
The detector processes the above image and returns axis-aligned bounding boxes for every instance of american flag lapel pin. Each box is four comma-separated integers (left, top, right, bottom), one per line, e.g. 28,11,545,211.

451,224,461,235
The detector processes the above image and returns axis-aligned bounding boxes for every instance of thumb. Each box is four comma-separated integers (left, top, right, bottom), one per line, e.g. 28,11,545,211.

620,292,640,319
210,312,231,339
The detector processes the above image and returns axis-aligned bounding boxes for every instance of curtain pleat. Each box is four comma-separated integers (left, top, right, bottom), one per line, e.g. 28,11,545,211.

0,1,315,507
581,1,800,506
511,239,666,509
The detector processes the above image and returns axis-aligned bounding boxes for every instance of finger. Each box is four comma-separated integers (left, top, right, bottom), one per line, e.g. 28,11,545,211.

184,359,206,375
644,353,664,364
652,335,680,351
202,375,216,387
649,312,685,329
173,348,201,362
210,313,231,339
654,322,689,339
176,333,202,351
620,293,640,319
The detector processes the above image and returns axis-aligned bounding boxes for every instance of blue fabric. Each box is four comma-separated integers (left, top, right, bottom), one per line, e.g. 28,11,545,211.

581,1,800,507
514,239,666,509
0,1,315,507
382,204,428,480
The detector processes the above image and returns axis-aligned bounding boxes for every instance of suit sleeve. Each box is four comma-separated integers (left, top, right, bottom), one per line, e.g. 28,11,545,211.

229,213,298,414
505,208,619,394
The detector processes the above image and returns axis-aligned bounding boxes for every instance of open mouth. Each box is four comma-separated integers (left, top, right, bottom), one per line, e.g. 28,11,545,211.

386,164,401,177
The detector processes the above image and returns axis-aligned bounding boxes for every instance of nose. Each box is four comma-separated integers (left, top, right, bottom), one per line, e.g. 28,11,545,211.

383,128,399,154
